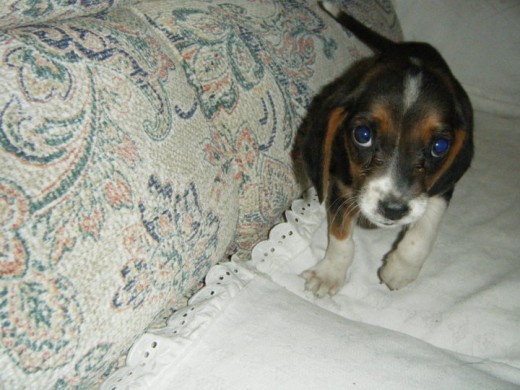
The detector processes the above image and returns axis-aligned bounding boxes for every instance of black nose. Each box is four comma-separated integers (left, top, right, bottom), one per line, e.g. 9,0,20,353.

379,199,409,221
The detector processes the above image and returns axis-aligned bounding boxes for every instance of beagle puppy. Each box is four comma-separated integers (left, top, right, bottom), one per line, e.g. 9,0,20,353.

301,2,473,295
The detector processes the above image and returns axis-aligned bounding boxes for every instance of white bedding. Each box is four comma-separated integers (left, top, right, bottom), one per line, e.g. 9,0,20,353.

103,110,520,389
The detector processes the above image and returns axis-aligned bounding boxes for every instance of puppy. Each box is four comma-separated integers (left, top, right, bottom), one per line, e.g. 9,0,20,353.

301,1,473,296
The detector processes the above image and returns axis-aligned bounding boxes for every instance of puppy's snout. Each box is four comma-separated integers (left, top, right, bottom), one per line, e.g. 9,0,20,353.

378,198,410,221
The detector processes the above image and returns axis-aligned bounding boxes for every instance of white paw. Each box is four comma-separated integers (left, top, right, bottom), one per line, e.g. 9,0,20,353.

301,259,347,297
378,251,421,291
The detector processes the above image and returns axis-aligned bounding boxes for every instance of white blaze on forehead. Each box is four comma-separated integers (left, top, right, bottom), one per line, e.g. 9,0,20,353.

365,173,400,202
403,72,422,111
409,56,422,67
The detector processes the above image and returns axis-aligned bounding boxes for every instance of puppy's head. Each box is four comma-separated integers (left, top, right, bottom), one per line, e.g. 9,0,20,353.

303,45,473,228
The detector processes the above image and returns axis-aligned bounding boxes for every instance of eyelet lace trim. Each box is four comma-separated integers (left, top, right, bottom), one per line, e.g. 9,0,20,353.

101,189,323,389
251,188,323,274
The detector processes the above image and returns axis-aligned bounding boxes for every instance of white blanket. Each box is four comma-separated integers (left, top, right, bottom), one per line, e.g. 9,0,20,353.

103,110,520,389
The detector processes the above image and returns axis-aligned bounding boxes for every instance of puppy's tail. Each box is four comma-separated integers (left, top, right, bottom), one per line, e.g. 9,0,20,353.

320,1,396,53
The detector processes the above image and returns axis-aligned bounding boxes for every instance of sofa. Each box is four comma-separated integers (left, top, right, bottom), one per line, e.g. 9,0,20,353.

0,1,402,388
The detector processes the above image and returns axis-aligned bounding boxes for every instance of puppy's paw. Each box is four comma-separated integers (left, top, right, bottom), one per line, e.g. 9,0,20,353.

301,259,346,297
378,251,421,291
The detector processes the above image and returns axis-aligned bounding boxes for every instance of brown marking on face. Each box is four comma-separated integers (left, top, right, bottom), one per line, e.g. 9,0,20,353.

370,103,394,140
322,108,348,199
418,112,443,143
427,128,467,190
346,103,394,184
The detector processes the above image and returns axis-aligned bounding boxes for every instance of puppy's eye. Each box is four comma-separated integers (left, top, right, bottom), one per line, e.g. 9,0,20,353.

431,138,450,158
352,125,373,147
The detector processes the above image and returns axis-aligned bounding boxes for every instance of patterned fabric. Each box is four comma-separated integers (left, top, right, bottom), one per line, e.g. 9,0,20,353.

0,0,133,30
0,0,401,388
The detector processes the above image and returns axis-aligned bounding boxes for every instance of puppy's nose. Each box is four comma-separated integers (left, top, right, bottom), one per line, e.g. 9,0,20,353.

379,199,409,221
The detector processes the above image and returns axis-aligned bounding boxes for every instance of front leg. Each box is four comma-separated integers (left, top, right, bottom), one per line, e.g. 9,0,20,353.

379,196,448,290
301,203,356,297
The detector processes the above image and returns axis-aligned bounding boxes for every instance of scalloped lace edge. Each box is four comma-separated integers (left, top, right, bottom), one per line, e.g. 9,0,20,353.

101,188,324,389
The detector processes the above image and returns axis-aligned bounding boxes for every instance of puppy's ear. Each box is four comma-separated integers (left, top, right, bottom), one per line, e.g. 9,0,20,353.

429,82,474,197
302,105,348,203
301,57,371,203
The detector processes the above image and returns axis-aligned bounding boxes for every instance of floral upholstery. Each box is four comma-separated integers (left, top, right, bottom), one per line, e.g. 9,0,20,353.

0,0,401,388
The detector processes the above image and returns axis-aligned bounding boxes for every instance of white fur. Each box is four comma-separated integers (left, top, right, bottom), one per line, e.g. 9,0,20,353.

302,196,447,296
358,173,428,228
379,196,447,290
409,56,422,67
301,234,355,297
403,72,422,111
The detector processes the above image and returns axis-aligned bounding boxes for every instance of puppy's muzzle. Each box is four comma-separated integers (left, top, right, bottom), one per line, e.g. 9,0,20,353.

378,197,410,221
